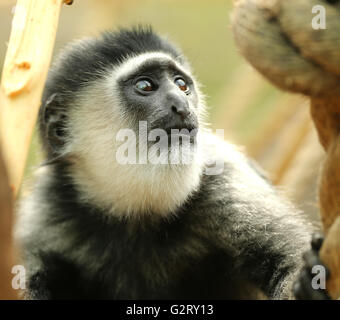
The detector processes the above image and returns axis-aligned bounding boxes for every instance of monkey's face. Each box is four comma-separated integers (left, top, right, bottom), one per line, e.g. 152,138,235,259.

43,51,206,164
116,53,200,141
108,52,205,166
69,52,205,167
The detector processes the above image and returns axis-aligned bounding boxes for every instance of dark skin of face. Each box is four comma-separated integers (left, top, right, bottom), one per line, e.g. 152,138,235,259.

117,60,199,135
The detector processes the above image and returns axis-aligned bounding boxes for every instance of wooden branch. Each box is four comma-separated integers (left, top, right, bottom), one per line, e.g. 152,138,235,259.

0,0,72,300
0,0,68,197
232,0,340,299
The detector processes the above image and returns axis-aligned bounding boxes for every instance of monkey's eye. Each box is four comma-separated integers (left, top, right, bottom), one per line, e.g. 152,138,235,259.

135,79,154,92
175,78,189,93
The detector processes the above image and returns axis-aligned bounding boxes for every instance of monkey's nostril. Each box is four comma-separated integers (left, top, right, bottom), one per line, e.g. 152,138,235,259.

171,105,190,118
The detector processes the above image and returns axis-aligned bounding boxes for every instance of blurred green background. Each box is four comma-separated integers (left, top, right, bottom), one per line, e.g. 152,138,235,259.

0,0,324,224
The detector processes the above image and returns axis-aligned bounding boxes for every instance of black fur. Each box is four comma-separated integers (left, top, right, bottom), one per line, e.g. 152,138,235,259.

20,160,311,299
18,27,313,300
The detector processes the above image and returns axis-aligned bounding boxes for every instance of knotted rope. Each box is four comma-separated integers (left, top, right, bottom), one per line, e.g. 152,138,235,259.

232,0,340,299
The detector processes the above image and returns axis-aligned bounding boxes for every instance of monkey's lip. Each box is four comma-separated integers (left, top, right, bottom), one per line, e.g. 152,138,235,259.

163,124,198,136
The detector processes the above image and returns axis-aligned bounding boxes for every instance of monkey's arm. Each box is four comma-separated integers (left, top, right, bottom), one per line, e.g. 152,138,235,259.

197,145,313,299
205,187,311,299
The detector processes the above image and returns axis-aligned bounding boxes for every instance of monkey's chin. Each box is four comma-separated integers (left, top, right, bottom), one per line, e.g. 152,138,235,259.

168,143,199,167
145,132,200,167
144,146,198,168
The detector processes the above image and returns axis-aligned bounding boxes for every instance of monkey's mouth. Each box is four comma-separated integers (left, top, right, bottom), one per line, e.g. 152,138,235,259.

149,116,199,145
163,125,198,136
163,116,198,136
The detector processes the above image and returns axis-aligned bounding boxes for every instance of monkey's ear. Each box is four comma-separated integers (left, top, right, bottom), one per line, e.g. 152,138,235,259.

41,93,66,152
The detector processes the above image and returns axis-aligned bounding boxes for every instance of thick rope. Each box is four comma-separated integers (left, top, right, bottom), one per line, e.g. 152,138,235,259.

232,0,340,299
232,0,340,97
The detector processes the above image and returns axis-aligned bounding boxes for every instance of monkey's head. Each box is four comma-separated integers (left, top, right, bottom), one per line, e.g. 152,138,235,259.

39,27,207,217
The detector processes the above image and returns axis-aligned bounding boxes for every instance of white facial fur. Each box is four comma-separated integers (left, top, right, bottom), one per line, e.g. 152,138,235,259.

64,52,207,219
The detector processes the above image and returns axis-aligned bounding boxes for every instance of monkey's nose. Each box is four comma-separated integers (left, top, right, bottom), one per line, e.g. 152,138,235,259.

171,104,190,119
166,91,190,121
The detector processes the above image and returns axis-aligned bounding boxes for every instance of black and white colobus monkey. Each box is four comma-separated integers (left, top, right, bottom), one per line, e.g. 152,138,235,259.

16,27,326,299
